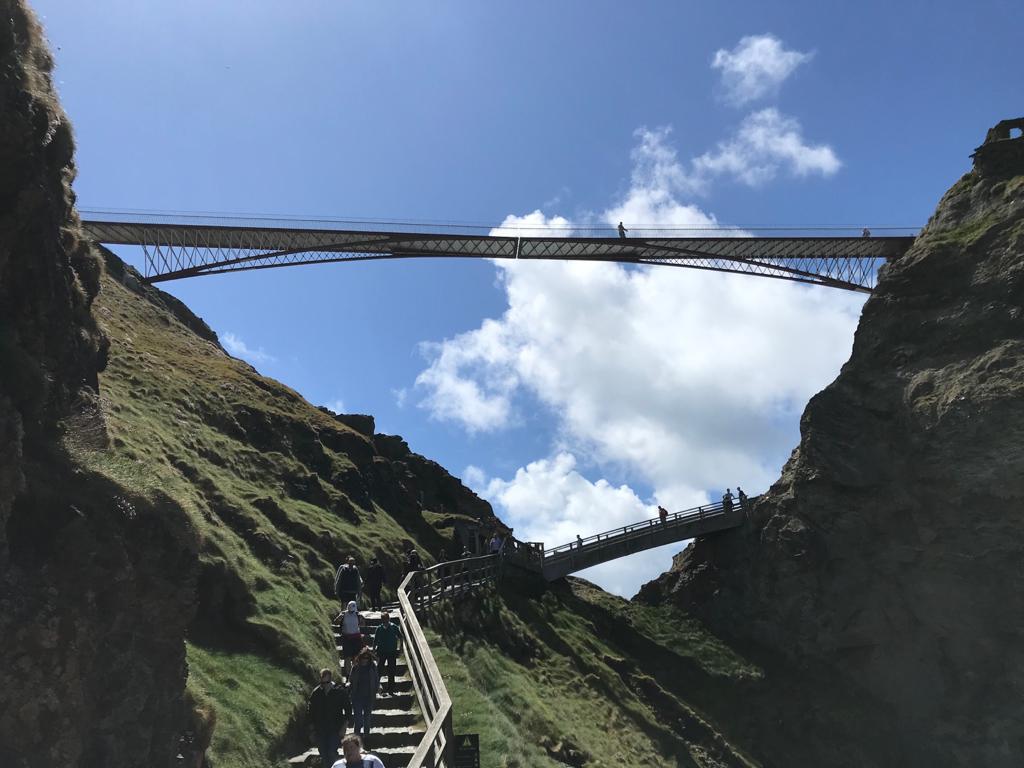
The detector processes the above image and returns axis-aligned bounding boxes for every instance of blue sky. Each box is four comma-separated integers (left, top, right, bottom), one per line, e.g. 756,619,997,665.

37,0,1022,595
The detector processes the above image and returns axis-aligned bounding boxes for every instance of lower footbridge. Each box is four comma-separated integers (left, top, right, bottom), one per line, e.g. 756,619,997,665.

538,498,748,580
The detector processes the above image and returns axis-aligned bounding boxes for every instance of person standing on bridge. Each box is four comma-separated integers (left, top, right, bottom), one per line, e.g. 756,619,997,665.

308,668,349,768
364,556,385,612
334,556,362,609
618,221,628,239
737,487,749,515
658,505,669,524
373,611,402,696
723,489,734,515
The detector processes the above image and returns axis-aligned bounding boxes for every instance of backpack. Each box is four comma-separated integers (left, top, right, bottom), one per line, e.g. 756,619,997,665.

334,565,354,598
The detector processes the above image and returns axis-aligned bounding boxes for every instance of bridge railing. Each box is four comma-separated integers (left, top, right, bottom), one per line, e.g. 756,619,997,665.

397,555,503,768
545,498,753,558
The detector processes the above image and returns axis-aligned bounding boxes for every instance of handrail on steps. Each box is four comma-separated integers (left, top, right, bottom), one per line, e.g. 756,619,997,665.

397,554,502,768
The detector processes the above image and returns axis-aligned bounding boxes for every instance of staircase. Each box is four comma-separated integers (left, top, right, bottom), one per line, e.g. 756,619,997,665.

288,608,426,768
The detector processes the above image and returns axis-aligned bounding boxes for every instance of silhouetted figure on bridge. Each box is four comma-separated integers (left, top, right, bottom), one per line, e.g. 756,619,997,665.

488,533,504,555
723,488,734,515
737,487,749,514
403,547,423,578
658,505,669,524
862,227,871,237
576,534,584,548
618,221,628,239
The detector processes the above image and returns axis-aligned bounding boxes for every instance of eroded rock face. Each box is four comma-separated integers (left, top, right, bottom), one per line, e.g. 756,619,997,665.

641,132,1024,765
0,4,199,766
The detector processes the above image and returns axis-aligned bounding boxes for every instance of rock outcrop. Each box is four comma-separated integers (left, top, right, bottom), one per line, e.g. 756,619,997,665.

641,125,1024,766
0,4,200,767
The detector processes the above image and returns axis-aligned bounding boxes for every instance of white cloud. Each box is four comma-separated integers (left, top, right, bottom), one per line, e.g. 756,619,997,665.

222,332,275,365
324,398,346,414
475,453,705,597
490,210,574,237
415,125,855,596
712,34,812,106
694,108,841,186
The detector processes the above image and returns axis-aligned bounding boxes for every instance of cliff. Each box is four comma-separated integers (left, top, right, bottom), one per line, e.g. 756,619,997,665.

0,3,200,766
640,124,1024,766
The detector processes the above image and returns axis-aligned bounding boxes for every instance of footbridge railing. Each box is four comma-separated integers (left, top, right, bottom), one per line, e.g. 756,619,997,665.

397,555,503,768
541,498,754,580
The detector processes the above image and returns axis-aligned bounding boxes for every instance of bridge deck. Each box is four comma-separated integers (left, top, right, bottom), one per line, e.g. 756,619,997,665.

81,215,914,292
541,500,745,581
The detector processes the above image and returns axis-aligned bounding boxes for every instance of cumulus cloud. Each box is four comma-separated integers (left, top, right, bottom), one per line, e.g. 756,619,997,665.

694,108,841,186
222,332,275,365
414,120,853,596
712,34,812,105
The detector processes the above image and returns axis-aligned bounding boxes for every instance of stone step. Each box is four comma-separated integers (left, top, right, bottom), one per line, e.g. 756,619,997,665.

370,708,422,729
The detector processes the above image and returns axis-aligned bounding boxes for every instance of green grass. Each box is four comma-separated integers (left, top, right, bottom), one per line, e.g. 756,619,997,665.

69,260,484,766
426,582,761,768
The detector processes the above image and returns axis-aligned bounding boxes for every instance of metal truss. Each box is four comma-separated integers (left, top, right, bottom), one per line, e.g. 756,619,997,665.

82,218,915,292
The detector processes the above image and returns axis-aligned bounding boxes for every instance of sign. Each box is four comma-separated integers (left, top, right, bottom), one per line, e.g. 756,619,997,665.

453,734,480,768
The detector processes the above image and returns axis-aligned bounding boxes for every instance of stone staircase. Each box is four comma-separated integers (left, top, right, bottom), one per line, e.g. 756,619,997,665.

289,607,426,768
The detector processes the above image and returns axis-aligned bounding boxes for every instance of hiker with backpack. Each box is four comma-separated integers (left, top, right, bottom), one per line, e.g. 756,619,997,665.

348,648,380,741
334,556,362,608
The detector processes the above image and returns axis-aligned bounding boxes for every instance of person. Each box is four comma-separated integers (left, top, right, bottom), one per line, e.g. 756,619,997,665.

658,505,668,524
576,534,583,548
364,557,385,612
339,601,365,675
331,733,385,768
862,227,871,238
348,648,380,741
334,556,362,608
460,546,472,558
488,533,504,555
308,668,349,768
617,221,628,239
723,488,734,515
373,611,402,696
403,548,423,578
737,486,749,512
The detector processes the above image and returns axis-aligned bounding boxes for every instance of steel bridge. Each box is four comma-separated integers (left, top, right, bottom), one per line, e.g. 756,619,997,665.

81,213,916,293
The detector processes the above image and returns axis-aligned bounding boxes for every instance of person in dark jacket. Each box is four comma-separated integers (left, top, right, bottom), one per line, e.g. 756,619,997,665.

349,648,380,739
373,611,402,695
308,668,349,768
334,556,362,607
403,548,423,578
364,557,385,611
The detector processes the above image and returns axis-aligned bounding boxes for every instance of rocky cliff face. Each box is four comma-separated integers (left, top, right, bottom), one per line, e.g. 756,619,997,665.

0,3,200,767
640,128,1024,766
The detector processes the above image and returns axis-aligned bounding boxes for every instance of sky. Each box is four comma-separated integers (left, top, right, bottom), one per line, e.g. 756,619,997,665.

35,0,1023,596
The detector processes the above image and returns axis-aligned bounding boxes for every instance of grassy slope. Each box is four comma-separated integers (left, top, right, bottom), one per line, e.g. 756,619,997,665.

76,260,479,766
426,580,762,768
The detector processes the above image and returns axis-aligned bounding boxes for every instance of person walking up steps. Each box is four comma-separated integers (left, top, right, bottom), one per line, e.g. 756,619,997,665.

308,668,349,768
373,611,402,696
334,556,362,608
365,556,385,612
332,734,385,768
339,601,365,676
349,648,380,741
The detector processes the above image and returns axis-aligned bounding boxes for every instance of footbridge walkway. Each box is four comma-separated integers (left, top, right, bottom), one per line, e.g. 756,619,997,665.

538,498,749,580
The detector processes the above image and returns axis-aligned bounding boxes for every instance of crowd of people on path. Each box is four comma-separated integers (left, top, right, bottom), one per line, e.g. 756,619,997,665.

308,548,423,767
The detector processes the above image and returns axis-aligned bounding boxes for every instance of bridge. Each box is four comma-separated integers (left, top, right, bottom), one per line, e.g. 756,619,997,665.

538,498,746,580
81,212,916,292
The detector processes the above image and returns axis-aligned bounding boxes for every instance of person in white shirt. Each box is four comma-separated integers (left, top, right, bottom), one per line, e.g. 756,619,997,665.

332,733,385,768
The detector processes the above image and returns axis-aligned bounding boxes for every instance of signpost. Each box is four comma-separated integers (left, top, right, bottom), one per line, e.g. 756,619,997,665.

453,734,480,768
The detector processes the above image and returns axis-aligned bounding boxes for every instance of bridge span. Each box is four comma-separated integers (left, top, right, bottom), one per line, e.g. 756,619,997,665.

81,212,915,292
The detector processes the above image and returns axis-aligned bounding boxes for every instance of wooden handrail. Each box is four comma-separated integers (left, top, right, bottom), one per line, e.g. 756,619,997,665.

397,554,502,768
